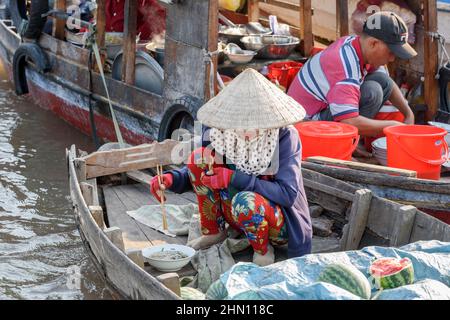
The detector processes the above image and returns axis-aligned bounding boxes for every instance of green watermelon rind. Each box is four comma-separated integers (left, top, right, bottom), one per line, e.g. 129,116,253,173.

180,287,206,300
317,263,372,300
369,258,415,290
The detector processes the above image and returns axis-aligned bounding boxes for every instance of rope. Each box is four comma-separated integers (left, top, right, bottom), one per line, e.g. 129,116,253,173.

86,26,125,148
427,32,450,79
203,48,220,99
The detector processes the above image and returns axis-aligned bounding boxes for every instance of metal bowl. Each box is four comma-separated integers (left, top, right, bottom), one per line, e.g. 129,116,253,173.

219,23,271,44
240,35,300,59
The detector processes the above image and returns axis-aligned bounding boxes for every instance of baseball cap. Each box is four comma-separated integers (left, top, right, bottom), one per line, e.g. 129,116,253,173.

363,11,417,60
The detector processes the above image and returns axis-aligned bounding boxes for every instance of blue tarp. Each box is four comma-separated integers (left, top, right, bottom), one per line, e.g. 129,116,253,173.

208,241,450,300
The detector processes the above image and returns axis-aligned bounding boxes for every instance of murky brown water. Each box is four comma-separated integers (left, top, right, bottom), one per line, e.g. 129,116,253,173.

0,62,114,299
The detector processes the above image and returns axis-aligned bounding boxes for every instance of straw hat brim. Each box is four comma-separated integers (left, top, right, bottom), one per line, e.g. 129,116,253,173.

197,68,306,130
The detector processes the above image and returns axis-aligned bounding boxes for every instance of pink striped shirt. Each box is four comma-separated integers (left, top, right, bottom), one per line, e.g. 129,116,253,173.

288,36,377,121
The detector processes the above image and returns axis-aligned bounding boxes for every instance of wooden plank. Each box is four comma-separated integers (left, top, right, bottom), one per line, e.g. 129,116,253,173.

262,0,299,11
52,0,66,40
80,182,94,207
306,156,417,177
89,205,106,229
305,187,350,215
69,145,179,300
389,205,417,247
96,0,106,48
122,0,137,85
312,217,334,237
309,205,323,218
205,0,219,100
103,186,154,250
303,178,354,201
82,140,187,179
74,158,86,183
312,236,341,253
111,184,188,246
105,226,126,252
409,210,450,242
300,0,313,56
423,0,439,121
302,161,450,195
156,273,181,297
342,189,372,250
126,248,145,269
336,0,349,37
248,0,260,22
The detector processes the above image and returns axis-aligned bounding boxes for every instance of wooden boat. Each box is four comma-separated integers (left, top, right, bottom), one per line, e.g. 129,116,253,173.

302,157,450,224
0,0,443,148
67,141,450,299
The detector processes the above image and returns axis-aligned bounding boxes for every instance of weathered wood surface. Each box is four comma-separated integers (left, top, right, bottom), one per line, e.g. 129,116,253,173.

309,205,323,218
82,140,188,179
409,210,450,243
341,189,372,250
96,0,106,48
302,161,450,195
312,236,341,253
306,156,417,177
423,0,439,120
300,0,313,56
336,0,349,37
68,147,179,300
53,0,66,40
312,217,334,237
247,0,260,22
122,0,137,85
303,178,354,202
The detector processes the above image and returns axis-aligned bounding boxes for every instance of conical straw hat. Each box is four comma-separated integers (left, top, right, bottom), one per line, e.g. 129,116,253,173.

197,68,306,130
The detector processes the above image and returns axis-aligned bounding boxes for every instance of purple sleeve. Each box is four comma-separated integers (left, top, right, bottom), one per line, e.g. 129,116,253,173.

231,127,302,208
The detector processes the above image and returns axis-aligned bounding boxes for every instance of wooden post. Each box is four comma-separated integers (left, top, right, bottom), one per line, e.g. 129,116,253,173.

205,0,219,101
342,189,372,250
80,182,94,207
89,205,106,229
300,0,313,57
336,0,349,38
247,0,260,22
389,205,417,247
126,248,145,269
105,226,126,252
96,0,106,49
52,0,66,40
423,0,439,120
122,0,137,85
156,273,181,297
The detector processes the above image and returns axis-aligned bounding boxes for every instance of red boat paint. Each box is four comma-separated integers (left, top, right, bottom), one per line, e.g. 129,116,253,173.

0,56,153,146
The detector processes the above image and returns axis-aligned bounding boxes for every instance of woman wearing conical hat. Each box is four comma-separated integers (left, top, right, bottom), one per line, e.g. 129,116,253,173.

150,69,312,266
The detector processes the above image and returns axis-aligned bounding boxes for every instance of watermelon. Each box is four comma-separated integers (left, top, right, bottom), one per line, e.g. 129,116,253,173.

318,263,372,299
180,287,206,300
206,280,228,300
369,257,414,290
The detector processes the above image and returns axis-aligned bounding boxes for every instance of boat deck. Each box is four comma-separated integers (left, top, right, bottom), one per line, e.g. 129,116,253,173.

102,182,292,278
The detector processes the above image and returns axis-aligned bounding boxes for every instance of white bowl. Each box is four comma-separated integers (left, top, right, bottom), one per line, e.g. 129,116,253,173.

142,244,196,272
225,50,256,64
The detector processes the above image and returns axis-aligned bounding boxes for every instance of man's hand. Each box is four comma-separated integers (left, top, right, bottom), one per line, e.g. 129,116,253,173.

201,167,234,190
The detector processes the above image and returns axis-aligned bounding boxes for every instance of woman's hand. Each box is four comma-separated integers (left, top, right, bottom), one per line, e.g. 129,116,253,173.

201,167,234,190
150,173,173,202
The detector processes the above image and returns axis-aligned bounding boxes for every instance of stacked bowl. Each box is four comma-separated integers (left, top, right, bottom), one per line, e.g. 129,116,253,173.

372,137,388,166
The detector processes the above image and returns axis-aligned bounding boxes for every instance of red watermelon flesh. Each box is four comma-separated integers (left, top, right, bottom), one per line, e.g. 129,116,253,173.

369,257,414,289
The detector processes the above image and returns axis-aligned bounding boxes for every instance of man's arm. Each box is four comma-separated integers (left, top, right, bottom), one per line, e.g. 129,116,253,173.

389,82,415,124
341,116,404,137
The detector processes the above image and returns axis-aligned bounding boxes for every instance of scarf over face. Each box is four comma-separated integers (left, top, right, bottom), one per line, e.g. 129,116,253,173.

209,128,279,176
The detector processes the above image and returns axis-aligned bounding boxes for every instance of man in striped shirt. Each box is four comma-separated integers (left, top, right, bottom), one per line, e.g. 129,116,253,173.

288,12,417,137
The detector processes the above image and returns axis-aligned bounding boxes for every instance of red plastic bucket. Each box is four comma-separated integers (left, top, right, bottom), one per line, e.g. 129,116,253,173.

364,105,405,152
267,61,303,90
295,121,359,160
384,125,449,180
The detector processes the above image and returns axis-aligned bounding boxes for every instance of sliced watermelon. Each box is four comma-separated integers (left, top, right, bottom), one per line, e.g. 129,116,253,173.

369,257,414,290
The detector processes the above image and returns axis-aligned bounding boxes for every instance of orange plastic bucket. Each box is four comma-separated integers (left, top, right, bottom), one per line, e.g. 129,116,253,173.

384,125,449,180
267,61,303,89
295,121,359,160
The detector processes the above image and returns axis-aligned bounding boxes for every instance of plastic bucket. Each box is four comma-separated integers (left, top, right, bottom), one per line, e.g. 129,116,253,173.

384,125,449,180
364,105,405,152
267,61,303,89
295,121,359,160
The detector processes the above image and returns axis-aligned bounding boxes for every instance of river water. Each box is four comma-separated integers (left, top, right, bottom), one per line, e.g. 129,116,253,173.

0,62,113,299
